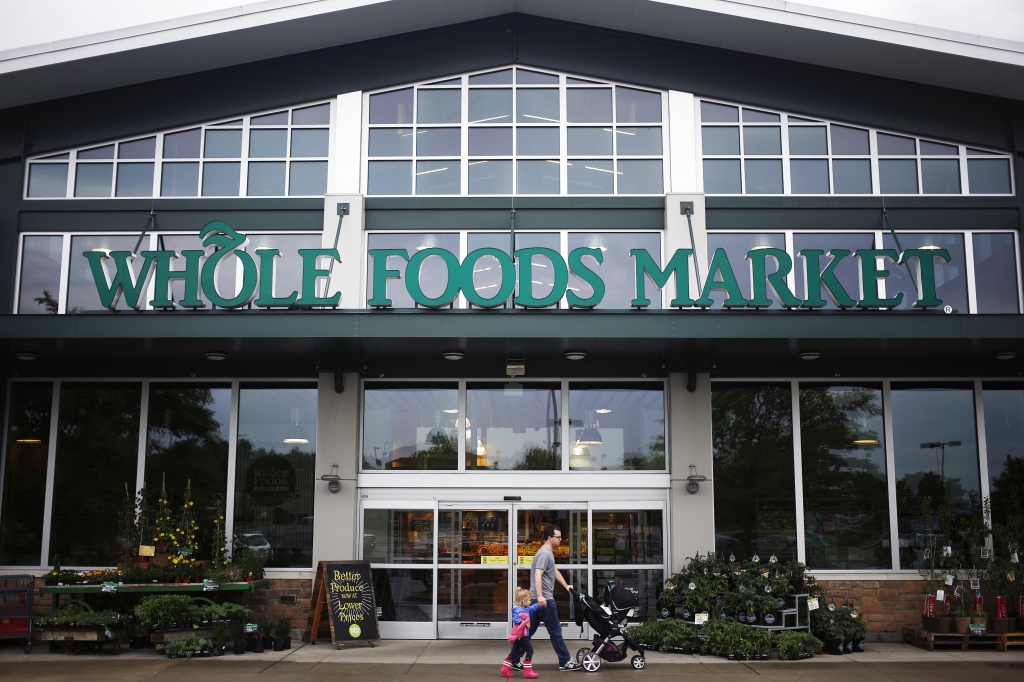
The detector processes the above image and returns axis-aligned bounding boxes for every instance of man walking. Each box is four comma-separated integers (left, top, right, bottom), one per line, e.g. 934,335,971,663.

513,525,581,671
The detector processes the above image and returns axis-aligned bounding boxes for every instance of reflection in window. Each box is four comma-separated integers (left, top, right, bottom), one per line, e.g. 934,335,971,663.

466,383,560,470
517,509,587,564
568,232,660,309
438,509,509,564
891,384,980,569
593,569,662,621
27,163,69,197
365,233,460,308
50,383,141,566
800,384,891,569
157,234,236,308
246,233,322,304
981,384,1024,527
372,568,434,622
973,233,1020,314
66,235,143,312
706,233,785,308
516,568,586,621
233,384,316,568
568,383,664,470
362,383,458,470
794,233,875,309
363,510,434,563
592,511,663,564
712,383,797,561
882,233,968,312
0,383,52,565
438,568,507,621
466,232,558,307
18,236,63,314
145,385,230,557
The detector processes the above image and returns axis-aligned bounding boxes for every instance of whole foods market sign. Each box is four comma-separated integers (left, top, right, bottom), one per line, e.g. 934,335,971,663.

87,221,953,310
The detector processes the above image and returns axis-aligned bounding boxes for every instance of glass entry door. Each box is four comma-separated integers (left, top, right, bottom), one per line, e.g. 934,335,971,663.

437,504,512,638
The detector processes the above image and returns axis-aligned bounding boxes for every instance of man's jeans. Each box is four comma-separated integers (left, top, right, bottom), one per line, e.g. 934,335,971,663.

514,599,570,666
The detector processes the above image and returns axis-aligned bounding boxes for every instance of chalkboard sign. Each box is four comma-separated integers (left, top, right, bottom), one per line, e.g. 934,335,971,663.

322,561,379,642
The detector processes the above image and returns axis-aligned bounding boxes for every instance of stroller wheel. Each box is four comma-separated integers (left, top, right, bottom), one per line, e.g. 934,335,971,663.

582,652,602,672
576,647,590,664
631,655,646,670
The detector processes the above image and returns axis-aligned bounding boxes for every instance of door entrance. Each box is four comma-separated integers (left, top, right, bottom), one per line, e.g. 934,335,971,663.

363,499,663,640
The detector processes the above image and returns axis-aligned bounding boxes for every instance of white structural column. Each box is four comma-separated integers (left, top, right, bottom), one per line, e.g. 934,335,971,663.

668,91,697,192
332,91,362,194
791,381,806,563
323,194,365,309
664,192,708,305
668,372,715,572
312,372,361,563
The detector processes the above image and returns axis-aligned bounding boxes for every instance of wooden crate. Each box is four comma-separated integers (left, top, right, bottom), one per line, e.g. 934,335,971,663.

1001,633,1024,652
150,628,213,643
36,627,119,654
904,628,1014,652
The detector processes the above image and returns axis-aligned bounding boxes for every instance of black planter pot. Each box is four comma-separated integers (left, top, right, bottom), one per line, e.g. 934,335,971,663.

254,639,265,654
851,639,865,653
283,637,291,649
216,644,226,656
234,641,247,655
273,638,284,652
744,612,759,625
826,640,844,655
262,636,274,649
761,611,782,627
130,636,148,649
844,640,853,654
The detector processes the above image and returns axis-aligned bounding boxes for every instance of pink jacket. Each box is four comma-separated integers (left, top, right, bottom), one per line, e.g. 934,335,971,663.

508,614,531,642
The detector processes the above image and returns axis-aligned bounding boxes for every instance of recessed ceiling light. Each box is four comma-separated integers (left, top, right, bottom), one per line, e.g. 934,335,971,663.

853,439,879,445
443,351,465,360
995,351,1017,361
799,351,821,360
205,352,227,361
15,352,37,361
595,409,611,414
443,408,459,414
565,351,586,361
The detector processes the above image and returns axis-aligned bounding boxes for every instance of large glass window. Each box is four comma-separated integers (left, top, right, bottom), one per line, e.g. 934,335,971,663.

0,383,52,565
50,383,141,566
699,99,1012,196
366,68,663,195
593,570,663,621
364,510,434,563
466,232,559,308
882,233,968,312
372,568,435,623
145,385,230,558
712,383,797,561
973,233,1020,314
17,236,63,314
66,235,145,312
592,511,662,565
567,232,661,309
233,383,316,568
365,233,460,308
800,384,891,569
891,384,980,569
568,383,664,470
981,384,1024,527
362,383,458,470
465,383,560,470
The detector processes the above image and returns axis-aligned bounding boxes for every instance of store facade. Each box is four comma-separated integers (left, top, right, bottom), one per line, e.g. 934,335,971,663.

1,12,1023,641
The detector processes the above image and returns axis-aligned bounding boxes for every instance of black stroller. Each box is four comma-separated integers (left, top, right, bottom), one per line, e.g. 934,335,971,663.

571,585,646,672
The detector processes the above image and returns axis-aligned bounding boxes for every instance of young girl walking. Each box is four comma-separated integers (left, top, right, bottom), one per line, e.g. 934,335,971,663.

501,587,541,678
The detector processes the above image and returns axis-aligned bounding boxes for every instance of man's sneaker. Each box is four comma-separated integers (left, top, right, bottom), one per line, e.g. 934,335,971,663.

510,661,523,672
559,661,582,671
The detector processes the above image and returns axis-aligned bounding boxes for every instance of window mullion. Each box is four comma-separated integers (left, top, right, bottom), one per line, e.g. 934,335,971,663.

224,380,240,559
882,380,901,570
791,380,806,565
39,380,62,568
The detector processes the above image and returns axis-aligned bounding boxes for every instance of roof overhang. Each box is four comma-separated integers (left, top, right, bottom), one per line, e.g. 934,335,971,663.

3,1,1024,110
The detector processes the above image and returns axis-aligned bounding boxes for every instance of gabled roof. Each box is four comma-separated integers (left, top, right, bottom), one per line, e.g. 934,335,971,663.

2,1,1024,110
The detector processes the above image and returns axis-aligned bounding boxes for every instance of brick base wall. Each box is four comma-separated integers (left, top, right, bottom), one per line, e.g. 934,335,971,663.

817,580,925,635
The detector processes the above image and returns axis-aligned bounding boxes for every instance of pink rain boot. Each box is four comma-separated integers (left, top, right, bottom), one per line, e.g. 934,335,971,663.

500,658,514,678
523,659,539,678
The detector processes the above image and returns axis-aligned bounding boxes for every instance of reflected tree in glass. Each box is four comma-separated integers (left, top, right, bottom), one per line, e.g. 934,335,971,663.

50,383,141,566
799,384,891,569
362,384,458,470
145,385,230,557
981,384,1024,527
711,383,797,561
568,383,664,470
466,383,560,470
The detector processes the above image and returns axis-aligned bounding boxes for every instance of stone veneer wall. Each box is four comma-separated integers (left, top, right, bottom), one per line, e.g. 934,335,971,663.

817,579,925,637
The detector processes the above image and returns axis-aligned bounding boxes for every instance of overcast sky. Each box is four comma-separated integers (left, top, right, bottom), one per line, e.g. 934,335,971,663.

1,0,1022,52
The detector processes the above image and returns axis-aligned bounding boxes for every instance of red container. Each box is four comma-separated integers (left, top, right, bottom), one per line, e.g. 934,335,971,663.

924,595,936,617
974,595,984,614
0,617,28,635
996,597,1007,619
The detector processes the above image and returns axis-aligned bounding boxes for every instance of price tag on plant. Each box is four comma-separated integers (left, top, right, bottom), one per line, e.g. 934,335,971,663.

945,574,954,586
970,579,980,590
936,590,944,602
101,581,117,593
807,598,819,611
954,585,963,597
245,623,259,633
695,612,709,625
139,545,155,557
689,582,696,590
203,579,219,592
981,548,990,559
1012,551,1019,563
827,602,836,612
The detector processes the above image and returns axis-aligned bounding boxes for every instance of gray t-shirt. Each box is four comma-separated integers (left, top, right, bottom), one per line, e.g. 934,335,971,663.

529,544,556,601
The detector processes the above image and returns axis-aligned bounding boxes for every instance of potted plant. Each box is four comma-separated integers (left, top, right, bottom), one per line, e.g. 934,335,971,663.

252,623,265,654
276,618,292,650
950,592,972,634
231,620,247,655
261,620,274,650
812,607,844,655
212,621,227,656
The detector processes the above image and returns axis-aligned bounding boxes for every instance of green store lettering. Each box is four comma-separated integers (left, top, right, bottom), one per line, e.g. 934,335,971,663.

85,221,952,311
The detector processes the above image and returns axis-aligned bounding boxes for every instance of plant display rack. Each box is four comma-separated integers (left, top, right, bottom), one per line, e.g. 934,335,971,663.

903,627,1024,652
39,581,268,613
744,594,812,633
35,626,120,655
150,627,214,644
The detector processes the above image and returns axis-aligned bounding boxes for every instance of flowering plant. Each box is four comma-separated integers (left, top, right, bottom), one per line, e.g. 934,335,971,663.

152,474,177,549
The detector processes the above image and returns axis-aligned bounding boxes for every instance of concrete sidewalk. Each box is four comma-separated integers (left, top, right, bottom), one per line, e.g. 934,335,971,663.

2,639,1024,680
